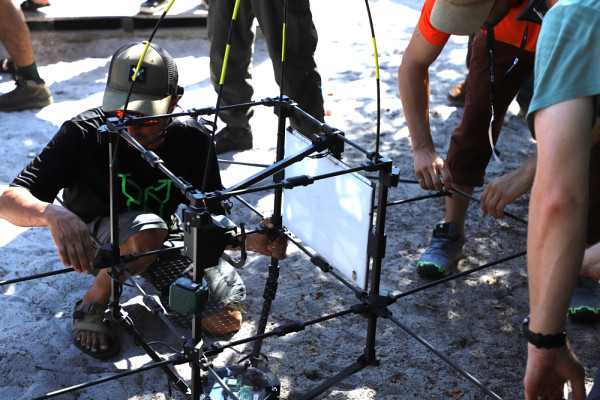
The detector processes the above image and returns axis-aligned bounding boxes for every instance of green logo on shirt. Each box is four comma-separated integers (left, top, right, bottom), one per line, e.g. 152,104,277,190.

118,173,173,218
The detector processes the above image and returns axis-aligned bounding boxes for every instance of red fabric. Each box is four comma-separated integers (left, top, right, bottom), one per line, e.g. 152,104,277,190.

417,0,451,47
489,1,540,51
417,0,540,50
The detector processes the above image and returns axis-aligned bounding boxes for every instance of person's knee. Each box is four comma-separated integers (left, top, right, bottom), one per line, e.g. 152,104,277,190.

119,228,168,274
125,228,168,253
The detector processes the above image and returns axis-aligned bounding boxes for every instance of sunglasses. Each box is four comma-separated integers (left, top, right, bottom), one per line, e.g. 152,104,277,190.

113,110,160,126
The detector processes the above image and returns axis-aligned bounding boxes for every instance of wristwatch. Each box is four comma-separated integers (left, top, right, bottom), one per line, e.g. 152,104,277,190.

522,315,567,349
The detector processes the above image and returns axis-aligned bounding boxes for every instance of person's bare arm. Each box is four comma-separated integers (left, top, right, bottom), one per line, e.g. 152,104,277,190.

0,186,53,226
398,26,452,191
524,99,589,400
0,186,95,273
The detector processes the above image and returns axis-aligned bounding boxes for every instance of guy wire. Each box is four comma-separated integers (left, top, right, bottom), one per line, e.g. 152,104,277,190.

363,0,382,157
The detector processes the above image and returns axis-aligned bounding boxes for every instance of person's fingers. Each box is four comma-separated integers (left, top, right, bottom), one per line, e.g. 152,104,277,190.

421,174,432,190
68,237,94,274
420,164,451,192
439,165,453,191
416,175,425,188
481,189,506,220
495,196,508,219
419,168,438,191
56,241,77,271
486,193,501,219
414,163,433,190
480,188,490,215
82,234,95,272
570,375,587,400
49,210,95,273
569,360,587,400
432,171,444,192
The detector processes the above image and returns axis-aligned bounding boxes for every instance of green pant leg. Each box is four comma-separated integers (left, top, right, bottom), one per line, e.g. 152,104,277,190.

208,0,256,129
252,0,324,129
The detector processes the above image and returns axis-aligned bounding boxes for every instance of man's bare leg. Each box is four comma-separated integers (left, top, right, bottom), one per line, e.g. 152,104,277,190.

444,183,474,235
0,0,35,67
74,228,167,355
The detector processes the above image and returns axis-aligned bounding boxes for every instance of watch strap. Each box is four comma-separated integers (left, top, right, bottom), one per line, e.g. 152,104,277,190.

522,315,567,349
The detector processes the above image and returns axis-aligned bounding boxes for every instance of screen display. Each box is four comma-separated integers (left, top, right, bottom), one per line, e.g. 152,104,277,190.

283,129,374,290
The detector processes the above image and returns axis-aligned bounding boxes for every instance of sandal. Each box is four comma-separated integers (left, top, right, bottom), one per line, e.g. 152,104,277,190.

20,0,50,12
72,300,120,360
1,59,16,74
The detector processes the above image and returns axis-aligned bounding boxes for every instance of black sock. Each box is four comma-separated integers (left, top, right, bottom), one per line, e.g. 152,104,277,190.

17,61,42,82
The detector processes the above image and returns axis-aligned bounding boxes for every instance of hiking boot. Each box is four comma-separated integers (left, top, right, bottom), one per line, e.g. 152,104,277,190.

214,126,253,155
20,0,50,12
0,75,53,111
568,277,600,323
417,222,465,280
139,0,168,14
447,80,466,106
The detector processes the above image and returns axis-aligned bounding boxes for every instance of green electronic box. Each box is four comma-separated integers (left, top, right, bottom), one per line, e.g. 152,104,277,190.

169,277,208,317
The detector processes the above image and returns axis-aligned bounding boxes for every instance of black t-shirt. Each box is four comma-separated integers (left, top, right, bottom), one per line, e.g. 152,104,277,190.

11,107,224,223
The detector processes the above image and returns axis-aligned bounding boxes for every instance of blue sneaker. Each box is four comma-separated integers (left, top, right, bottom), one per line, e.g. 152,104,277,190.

417,222,465,280
568,277,600,323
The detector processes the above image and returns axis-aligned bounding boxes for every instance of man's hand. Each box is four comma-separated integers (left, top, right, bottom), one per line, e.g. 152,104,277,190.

246,218,288,260
0,187,95,273
481,153,536,219
413,148,452,192
480,170,528,219
45,204,95,274
580,243,600,280
524,344,586,400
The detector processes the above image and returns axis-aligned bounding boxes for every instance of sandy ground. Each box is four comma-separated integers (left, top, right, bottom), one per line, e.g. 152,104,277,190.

1,0,599,399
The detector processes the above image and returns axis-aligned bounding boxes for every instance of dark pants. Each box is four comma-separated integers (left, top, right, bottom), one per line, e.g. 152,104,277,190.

207,0,324,132
447,31,536,187
464,34,533,112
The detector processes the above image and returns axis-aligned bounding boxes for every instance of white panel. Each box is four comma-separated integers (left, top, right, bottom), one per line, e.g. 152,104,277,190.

282,129,374,290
